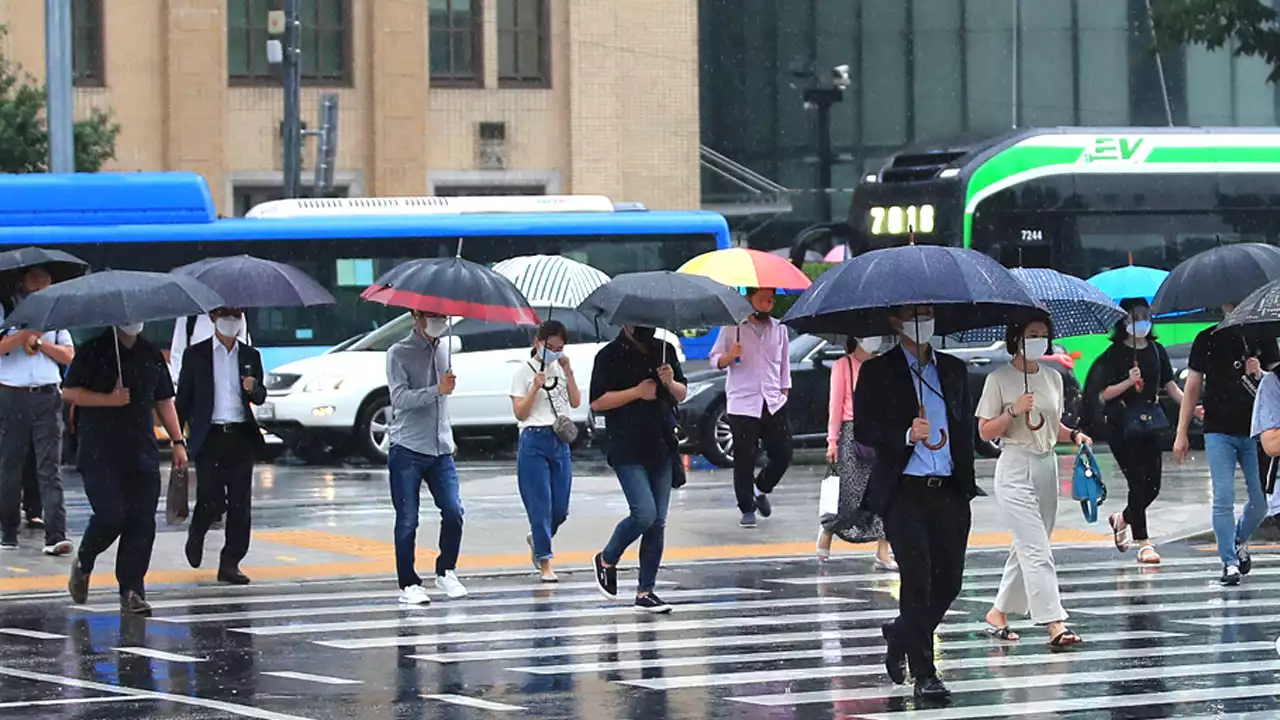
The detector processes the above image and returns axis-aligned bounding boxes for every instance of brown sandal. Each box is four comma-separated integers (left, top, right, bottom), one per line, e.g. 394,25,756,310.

1050,629,1082,648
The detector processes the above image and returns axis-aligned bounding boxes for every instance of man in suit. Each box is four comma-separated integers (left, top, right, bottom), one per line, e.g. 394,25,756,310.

176,307,267,585
853,304,976,700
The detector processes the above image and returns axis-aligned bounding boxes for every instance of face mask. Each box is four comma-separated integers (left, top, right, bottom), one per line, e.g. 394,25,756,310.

752,310,771,321
630,326,656,343
858,336,883,354
215,316,244,338
117,323,144,337
423,317,449,338
1128,320,1152,339
540,348,563,365
898,317,935,345
1023,337,1050,359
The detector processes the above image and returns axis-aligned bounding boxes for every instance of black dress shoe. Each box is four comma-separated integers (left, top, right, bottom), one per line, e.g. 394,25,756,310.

914,675,951,700
882,623,907,685
120,591,152,617
185,532,204,569
67,560,90,604
217,567,251,586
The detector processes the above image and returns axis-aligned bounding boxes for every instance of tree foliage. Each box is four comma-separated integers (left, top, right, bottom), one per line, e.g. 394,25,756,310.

1150,0,1280,83
0,27,120,172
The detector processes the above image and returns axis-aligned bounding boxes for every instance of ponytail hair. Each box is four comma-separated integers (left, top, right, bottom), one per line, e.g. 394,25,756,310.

529,319,569,358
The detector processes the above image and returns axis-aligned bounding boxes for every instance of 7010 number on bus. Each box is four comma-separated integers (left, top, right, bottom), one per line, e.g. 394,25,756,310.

869,204,935,235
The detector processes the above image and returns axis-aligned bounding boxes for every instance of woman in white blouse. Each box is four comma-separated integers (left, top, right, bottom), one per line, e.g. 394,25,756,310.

509,321,580,582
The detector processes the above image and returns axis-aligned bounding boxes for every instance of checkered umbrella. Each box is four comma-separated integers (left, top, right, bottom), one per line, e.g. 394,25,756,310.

951,268,1125,343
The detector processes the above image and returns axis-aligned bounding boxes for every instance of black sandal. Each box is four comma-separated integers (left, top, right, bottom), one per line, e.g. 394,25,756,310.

985,625,1019,641
1049,629,1082,648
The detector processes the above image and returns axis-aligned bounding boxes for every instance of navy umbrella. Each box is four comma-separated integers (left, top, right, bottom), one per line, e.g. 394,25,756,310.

172,255,336,308
781,245,1043,337
4,270,224,331
577,271,753,331
952,268,1125,343
1152,243,1280,315
0,246,89,286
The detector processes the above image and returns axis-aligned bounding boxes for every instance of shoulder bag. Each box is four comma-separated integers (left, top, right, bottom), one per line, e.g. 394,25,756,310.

534,362,578,444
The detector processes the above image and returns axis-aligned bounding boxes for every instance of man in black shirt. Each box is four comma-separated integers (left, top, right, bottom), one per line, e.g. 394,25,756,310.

588,325,686,614
1175,318,1279,586
61,324,188,615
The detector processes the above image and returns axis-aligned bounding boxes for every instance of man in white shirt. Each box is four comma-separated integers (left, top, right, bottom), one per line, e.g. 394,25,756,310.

0,266,75,554
169,314,250,384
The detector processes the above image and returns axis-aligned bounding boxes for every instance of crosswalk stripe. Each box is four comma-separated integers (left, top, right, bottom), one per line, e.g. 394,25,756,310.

954,565,1280,592
737,658,1280,706
1072,597,1280,615
1173,613,1280,627
506,630,1186,675
234,597,861,636
154,588,767,624
315,612,971,651
421,694,525,712
969,579,1280,604
859,682,1280,719
0,696,157,710
625,640,1278,691
114,647,206,663
0,628,66,640
769,556,1221,585
262,671,361,685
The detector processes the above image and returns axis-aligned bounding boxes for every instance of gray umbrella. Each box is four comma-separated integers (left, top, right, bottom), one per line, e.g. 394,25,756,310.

172,255,336,308
0,247,89,287
577,271,753,331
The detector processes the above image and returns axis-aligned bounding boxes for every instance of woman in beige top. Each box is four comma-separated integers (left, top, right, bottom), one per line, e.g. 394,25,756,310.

976,317,1091,648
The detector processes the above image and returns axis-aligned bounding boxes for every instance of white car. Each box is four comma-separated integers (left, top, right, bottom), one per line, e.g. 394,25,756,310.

257,313,684,464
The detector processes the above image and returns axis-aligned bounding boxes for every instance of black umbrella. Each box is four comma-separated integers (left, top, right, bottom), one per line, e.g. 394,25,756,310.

4,270,224,332
1152,243,1280,315
781,244,1043,337
172,255,336,308
577,271,753,331
0,247,89,288
361,257,538,325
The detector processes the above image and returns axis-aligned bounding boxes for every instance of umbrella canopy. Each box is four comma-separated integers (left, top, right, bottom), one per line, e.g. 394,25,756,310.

1087,266,1168,305
952,268,1126,343
1217,278,1280,334
172,255,336,308
361,257,538,325
769,247,824,264
781,245,1042,337
1152,243,1280,315
3,270,224,331
490,254,610,308
677,248,812,291
0,247,89,286
577,271,753,331
823,245,849,263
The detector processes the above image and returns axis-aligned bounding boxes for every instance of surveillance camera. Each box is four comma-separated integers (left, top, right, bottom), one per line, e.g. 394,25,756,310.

831,64,851,89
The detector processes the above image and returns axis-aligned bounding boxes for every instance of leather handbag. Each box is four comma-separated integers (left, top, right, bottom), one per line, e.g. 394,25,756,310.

165,464,190,526
1072,444,1106,523
1121,400,1170,436
534,362,578,444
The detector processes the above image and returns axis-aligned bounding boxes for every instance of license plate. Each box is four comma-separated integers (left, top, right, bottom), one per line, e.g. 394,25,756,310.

255,403,275,421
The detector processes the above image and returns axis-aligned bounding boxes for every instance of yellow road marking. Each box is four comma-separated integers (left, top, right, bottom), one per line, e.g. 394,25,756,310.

5,567,28,574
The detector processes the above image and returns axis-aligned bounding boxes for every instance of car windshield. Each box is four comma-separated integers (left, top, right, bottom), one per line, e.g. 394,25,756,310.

789,332,822,361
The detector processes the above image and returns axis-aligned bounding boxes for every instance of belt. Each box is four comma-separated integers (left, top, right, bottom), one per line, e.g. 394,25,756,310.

0,384,57,394
212,422,252,433
903,474,950,489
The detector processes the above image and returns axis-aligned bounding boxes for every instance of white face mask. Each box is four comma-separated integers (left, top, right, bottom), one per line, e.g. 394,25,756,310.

423,317,449,338
214,316,244,338
857,336,883,354
898,316,935,345
1128,319,1152,339
117,323,144,337
1023,337,1050,359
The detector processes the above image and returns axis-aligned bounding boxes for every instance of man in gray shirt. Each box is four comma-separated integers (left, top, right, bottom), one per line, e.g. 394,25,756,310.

386,310,468,604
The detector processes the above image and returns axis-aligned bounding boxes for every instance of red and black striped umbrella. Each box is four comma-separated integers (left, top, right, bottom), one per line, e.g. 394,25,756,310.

360,257,539,325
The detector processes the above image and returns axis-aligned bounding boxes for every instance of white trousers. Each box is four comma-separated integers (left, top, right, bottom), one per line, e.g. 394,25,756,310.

993,446,1068,625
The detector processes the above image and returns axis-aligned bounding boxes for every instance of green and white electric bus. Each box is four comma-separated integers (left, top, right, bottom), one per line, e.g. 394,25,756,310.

846,127,1280,373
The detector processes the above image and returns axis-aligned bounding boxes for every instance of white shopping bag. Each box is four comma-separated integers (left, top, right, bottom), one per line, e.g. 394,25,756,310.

818,471,840,518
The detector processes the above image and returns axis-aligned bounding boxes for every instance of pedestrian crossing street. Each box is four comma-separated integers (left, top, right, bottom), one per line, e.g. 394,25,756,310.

3,550,1280,718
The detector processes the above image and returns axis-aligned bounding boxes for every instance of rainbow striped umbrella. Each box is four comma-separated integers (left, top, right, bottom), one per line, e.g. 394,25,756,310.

677,247,812,291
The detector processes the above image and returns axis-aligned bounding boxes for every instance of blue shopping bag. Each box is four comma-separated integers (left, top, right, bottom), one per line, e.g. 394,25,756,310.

1072,444,1106,523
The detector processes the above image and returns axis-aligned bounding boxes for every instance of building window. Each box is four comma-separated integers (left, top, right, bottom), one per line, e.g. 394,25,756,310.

435,184,546,196
430,0,483,86
228,0,350,85
497,0,549,87
72,0,105,87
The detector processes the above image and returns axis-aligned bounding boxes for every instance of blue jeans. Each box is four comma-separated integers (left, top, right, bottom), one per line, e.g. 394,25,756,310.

603,458,672,594
1205,433,1267,567
388,445,464,589
517,427,572,561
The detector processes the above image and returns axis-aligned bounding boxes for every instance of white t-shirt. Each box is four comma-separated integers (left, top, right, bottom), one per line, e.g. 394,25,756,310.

975,361,1064,456
509,359,571,430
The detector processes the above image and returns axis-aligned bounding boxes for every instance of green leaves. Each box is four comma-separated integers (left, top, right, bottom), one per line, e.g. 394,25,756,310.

1150,0,1280,83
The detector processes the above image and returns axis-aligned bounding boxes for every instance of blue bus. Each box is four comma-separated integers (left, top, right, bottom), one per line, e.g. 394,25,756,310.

0,172,732,369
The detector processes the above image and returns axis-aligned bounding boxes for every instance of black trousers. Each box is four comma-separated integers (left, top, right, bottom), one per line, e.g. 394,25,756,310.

78,464,161,597
726,403,794,514
21,446,39,520
1111,433,1163,541
190,427,256,569
882,477,972,679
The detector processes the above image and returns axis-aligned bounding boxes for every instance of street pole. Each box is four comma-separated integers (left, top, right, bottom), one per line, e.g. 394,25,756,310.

282,0,303,197
803,86,844,224
44,0,75,172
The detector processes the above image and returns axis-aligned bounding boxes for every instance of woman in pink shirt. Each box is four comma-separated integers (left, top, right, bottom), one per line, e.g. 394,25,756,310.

819,336,897,570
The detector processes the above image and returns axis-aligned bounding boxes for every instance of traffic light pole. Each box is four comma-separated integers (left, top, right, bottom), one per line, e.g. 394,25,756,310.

281,0,303,198
45,0,75,173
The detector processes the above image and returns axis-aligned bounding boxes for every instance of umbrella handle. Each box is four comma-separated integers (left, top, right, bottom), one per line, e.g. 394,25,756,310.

918,404,949,451
1024,412,1046,431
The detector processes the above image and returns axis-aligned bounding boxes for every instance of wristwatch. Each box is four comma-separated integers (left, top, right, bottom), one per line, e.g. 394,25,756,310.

171,439,186,447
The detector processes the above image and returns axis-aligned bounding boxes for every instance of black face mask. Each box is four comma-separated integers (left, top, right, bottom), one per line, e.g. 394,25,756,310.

753,310,771,321
631,326,656,343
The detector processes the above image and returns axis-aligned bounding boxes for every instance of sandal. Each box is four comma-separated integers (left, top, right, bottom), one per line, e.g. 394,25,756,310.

1109,512,1131,552
1049,629,1082,648
874,557,899,572
985,625,1020,641
1137,544,1161,564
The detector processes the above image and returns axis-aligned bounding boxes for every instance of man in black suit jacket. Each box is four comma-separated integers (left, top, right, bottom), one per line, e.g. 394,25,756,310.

853,304,976,700
176,308,267,585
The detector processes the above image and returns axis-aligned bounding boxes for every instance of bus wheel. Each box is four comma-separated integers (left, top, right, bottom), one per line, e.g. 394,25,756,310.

357,393,392,464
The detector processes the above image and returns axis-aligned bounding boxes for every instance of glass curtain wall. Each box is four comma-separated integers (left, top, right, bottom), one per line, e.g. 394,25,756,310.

700,0,1280,248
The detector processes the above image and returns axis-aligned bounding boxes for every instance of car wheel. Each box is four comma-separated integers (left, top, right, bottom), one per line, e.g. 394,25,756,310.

700,399,734,468
975,429,1002,459
356,393,392,464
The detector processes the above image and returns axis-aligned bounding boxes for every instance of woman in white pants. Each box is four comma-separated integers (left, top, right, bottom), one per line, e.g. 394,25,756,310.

977,318,1091,648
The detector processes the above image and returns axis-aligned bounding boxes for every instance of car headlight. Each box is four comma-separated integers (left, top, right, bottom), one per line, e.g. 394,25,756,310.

684,381,715,401
302,374,347,393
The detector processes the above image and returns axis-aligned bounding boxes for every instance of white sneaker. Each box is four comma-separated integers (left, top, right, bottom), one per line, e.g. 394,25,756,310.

398,584,432,605
42,540,73,557
435,571,469,599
